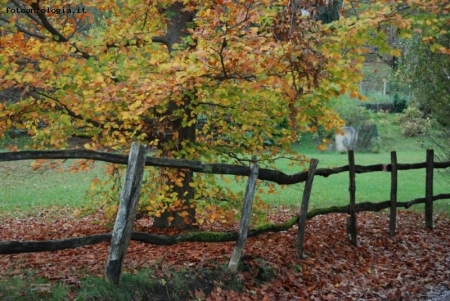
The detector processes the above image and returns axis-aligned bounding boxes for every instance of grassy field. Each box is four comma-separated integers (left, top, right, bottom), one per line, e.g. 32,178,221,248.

263,144,450,213
0,114,449,216
261,115,450,214
0,159,102,214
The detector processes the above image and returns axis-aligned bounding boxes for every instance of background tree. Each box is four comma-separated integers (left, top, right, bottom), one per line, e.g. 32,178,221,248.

397,18,450,160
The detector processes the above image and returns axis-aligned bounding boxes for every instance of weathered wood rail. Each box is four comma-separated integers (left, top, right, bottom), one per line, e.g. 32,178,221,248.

2,149,450,183
1,147,450,283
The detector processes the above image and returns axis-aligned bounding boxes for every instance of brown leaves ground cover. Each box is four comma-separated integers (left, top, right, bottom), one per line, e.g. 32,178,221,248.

0,208,449,300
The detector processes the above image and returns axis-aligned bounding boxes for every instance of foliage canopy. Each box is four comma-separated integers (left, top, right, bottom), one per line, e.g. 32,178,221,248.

1,0,448,227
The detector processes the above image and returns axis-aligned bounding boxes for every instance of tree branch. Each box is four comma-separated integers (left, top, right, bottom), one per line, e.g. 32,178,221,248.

0,17,46,39
196,102,235,109
30,90,156,140
30,1,68,42
31,91,103,129
10,0,43,26
104,36,169,52
152,36,169,48
204,72,256,82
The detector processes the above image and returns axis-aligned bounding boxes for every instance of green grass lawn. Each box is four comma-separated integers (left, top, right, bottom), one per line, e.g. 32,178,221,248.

0,114,449,217
257,116,450,215
262,147,450,212
0,159,103,215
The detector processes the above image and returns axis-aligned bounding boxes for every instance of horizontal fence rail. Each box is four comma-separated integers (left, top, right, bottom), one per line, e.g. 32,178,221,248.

2,149,450,184
2,192,450,255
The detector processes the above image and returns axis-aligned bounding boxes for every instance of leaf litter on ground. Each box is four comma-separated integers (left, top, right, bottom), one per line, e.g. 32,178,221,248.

0,207,449,300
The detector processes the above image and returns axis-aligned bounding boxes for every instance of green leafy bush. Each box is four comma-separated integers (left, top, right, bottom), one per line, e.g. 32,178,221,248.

393,94,408,113
370,137,383,153
335,104,373,128
393,104,432,137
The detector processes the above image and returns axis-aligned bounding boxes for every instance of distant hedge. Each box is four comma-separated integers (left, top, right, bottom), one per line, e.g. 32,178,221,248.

360,103,393,112
361,96,407,113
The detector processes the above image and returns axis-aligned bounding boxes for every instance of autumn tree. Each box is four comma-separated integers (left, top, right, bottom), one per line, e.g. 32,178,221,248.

1,0,445,228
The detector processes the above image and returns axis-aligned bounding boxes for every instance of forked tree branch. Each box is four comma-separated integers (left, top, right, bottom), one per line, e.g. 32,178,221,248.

31,91,103,129
30,1,68,42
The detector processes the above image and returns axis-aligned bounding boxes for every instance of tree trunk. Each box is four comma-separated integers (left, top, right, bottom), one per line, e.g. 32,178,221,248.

316,0,343,24
150,3,197,229
152,103,197,229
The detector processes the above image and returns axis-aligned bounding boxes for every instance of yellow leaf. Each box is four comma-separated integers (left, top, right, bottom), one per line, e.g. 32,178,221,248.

23,73,34,83
178,211,189,217
390,49,401,56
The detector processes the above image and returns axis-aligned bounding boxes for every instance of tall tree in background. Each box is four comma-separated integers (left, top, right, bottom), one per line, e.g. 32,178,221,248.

397,13,450,160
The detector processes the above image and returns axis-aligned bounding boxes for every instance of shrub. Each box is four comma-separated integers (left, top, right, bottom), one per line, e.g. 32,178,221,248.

393,94,408,113
336,104,372,128
357,122,379,150
370,137,383,153
394,104,432,137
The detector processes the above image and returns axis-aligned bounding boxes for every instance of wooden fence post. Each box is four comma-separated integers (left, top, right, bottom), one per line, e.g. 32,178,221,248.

297,159,319,259
347,150,357,246
228,158,259,273
425,149,434,229
390,151,398,237
105,142,147,284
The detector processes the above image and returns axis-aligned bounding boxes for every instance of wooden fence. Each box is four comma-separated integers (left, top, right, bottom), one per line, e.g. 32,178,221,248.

1,145,450,283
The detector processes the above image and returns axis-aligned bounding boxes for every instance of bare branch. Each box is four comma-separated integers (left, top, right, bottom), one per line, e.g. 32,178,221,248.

152,36,169,48
196,102,235,109
209,73,256,82
227,152,255,165
212,38,229,79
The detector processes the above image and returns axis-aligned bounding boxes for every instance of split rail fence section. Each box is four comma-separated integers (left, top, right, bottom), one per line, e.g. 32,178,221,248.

1,144,450,284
